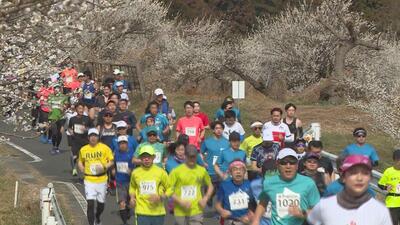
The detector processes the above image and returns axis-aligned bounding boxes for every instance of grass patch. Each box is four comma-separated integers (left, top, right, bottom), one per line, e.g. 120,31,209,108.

0,167,41,225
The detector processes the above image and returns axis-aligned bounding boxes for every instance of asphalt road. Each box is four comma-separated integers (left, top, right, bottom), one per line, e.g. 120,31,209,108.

0,124,219,225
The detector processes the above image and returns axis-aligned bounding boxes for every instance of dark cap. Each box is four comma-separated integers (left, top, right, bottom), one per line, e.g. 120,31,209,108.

393,150,400,160
185,144,198,157
305,152,320,160
229,132,241,141
104,110,113,116
146,126,158,135
353,128,367,137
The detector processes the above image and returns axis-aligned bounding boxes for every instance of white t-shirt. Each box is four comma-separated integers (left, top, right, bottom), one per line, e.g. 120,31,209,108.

307,195,393,225
262,121,293,145
223,121,245,140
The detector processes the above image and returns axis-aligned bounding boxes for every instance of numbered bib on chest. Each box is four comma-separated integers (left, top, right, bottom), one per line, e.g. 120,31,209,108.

276,188,301,218
212,156,219,165
185,127,196,137
153,152,162,164
116,162,129,174
228,191,249,210
74,124,85,134
84,92,93,99
140,181,157,195
181,185,197,199
66,76,73,83
89,163,103,175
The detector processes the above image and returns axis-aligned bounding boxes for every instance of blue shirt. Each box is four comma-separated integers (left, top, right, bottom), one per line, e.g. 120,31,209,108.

323,179,376,197
201,136,230,176
82,82,96,104
342,143,379,163
217,179,254,220
165,155,204,174
140,113,169,141
261,174,320,225
250,178,272,225
111,135,138,153
139,126,163,143
112,79,130,92
114,149,135,184
215,107,241,121
217,148,246,173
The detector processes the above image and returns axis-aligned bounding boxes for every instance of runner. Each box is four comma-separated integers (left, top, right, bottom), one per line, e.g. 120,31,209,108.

215,132,247,181
167,144,214,225
78,128,114,225
216,159,256,225
68,102,93,176
47,83,68,154
37,78,54,144
222,110,245,141
193,101,210,129
129,145,168,225
154,88,169,116
139,101,170,142
112,69,131,93
282,103,303,148
166,137,205,174
378,149,400,225
342,127,379,167
114,99,137,136
215,96,241,122
294,138,307,160
60,64,78,94
176,101,205,150
262,108,293,147
300,153,329,196
251,148,320,225
97,100,120,126
241,121,263,165
114,135,135,225
308,155,392,225
133,126,167,168
250,131,280,180
110,121,138,153
138,116,158,143
81,70,97,110
95,84,112,110
97,110,117,149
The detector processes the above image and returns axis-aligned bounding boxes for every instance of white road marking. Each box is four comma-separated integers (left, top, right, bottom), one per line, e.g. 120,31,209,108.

55,181,87,216
5,141,42,163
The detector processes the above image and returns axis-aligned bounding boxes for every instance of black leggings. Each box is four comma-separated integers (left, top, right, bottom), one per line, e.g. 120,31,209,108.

50,119,65,147
390,207,400,225
87,200,105,225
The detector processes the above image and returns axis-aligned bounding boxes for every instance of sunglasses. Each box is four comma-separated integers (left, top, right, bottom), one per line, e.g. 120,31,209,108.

279,159,298,165
253,127,262,130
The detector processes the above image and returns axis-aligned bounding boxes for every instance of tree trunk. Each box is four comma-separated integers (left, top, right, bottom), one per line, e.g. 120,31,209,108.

334,41,355,78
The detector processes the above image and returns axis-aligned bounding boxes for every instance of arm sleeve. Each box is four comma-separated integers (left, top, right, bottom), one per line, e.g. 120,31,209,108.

284,125,294,142
307,182,321,208
204,114,210,127
378,170,388,188
176,119,182,132
68,118,74,129
250,147,258,161
216,183,224,202
200,141,207,154
166,171,177,197
203,170,212,186
371,147,379,163
129,172,137,195
159,170,169,195
307,202,323,225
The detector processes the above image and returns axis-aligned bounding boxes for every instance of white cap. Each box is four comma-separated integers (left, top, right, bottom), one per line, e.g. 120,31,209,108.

154,88,164,96
276,148,298,160
113,69,124,75
117,135,129,143
115,81,124,87
88,128,99,136
250,121,263,128
113,120,128,128
77,72,85,77
120,93,129,100
262,130,274,141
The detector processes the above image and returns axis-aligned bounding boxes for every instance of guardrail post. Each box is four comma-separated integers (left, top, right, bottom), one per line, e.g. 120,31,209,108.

41,183,54,225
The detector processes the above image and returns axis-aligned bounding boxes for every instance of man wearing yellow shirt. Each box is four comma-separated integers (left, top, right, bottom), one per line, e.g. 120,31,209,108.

129,145,168,225
240,121,263,164
379,149,400,225
78,128,114,225
167,144,214,225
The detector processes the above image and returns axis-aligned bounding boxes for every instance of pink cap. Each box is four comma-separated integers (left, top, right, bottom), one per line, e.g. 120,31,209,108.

229,160,246,171
340,155,372,173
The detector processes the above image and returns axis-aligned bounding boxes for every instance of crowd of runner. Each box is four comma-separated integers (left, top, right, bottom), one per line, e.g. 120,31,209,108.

28,64,400,225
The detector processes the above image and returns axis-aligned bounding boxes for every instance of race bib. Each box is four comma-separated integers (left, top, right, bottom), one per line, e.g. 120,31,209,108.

74,124,85,134
153,152,162,164
89,163,103,175
229,191,249,210
116,162,129,174
276,188,301,218
212,156,219,165
181,186,197,199
185,127,196,137
264,201,272,218
140,181,157,195
66,76,73,83
84,92,93,99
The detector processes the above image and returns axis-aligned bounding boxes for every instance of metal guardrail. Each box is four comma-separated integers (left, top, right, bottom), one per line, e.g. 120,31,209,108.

40,183,67,225
321,151,387,198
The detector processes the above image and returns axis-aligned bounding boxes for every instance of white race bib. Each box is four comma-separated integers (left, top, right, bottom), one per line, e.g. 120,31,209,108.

116,162,129,174
276,188,301,218
153,152,162,164
84,92,93,99
181,185,197,199
212,156,219,165
228,191,249,210
140,181,157,195
185,127,196,137
66,76,73,83
89,163,103,175
74,124,85,134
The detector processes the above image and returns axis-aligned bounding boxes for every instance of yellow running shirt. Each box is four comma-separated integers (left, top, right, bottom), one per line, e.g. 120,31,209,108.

378,166,400,207
167,163,211,216
79,143,114,183
240,135,263,157
129,165,169,216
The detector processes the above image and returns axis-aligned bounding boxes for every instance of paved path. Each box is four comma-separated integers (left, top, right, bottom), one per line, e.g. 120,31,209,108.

0,124,219,225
